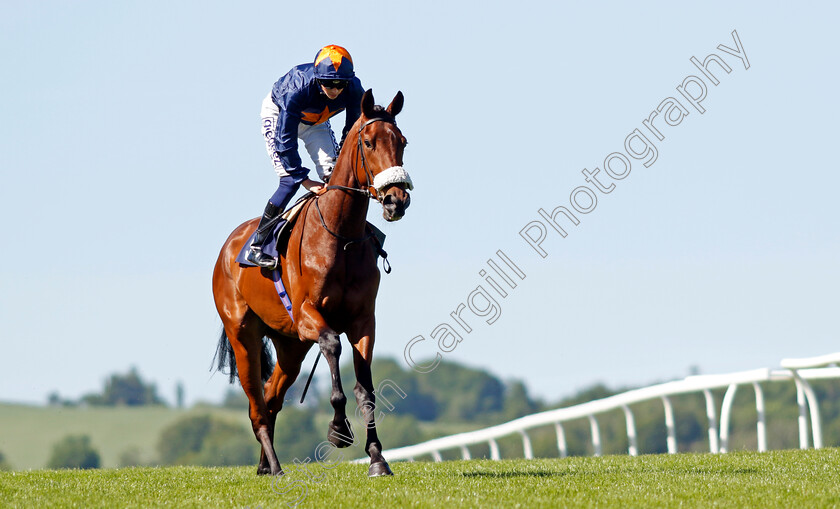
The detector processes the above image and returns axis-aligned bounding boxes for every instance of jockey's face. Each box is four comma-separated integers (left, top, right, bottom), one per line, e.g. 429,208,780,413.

320,84,343,100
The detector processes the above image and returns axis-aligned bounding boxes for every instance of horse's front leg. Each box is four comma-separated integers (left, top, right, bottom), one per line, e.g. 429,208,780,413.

298,302,354,447
349,322,393,477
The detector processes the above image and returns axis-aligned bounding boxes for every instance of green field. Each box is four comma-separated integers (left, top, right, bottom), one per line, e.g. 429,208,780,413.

0,403,484,472
0,403,251,470
2,449,839,508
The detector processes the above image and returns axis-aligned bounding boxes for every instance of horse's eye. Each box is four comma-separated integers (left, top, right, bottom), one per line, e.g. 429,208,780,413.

364,139,372,149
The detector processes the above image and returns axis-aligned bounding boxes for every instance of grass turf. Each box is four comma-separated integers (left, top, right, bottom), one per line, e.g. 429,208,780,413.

2,448,840,508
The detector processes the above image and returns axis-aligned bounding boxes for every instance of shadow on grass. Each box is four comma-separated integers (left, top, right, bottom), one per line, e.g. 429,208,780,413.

459,470,572,478
459,466,760,479
675,467,760,475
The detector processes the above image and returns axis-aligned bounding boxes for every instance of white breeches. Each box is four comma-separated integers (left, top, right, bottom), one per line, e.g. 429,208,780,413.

261,93,337,180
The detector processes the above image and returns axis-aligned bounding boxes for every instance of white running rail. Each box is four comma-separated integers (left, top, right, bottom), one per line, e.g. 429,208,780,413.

362,353,840,463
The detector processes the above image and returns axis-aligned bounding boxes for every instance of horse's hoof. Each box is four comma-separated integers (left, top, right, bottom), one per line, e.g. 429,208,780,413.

369,461,393,477
257,465,283,476
328,420,354,448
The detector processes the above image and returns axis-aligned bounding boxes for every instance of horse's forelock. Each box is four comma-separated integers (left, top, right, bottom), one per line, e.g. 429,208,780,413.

367,105,395,124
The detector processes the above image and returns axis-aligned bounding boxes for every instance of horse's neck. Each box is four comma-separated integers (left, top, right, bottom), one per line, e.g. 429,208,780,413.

320,144,369,235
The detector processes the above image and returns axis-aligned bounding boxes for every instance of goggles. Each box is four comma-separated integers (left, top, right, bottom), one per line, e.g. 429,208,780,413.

318,79,348,90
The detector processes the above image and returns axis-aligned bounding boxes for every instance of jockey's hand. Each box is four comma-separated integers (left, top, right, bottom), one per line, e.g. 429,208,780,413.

302,178,325,194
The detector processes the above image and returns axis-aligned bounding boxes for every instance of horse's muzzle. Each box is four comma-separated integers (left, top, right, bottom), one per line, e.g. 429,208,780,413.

381,185,411,222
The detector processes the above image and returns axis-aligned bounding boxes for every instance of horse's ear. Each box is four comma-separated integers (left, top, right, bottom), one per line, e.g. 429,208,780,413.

361,89,375,118
386,91,404,117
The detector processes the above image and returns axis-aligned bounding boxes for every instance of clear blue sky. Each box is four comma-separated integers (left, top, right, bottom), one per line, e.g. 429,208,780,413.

1,1,838,406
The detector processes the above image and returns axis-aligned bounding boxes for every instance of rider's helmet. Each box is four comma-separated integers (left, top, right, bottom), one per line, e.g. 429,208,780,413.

313,45,355,81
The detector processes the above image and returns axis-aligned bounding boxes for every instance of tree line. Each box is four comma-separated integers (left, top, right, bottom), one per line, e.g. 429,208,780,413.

47,366,169,407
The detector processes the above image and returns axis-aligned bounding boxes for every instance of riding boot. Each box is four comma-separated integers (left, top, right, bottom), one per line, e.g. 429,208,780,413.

247,202,282,269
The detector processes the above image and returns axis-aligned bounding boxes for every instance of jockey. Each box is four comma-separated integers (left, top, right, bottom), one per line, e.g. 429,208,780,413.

247,44,364,269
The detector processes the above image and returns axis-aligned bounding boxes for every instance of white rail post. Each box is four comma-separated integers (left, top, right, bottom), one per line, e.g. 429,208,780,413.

519,430,534,459
431,450,443,462
752,382,767,452
489,438,501,460
588,415,602,457
719,383,738,453
621,405,638,456
661,396,677,454
790,370,823,449
792,376,810,449
803,377,824,449
702,389,719,453
459,445,471,460
555,422,568,458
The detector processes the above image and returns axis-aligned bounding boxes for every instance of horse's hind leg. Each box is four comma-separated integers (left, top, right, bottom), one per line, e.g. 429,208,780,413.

258,337,313,473
227,314,284,476
349,328,393,477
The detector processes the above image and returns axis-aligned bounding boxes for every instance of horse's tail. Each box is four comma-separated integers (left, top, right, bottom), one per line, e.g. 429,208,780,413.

212,327,275,384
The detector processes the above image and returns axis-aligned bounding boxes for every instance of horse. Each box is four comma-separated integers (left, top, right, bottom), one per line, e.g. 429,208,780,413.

212,89,411,477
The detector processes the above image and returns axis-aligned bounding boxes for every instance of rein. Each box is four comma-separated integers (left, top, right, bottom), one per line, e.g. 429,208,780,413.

313,197,374,250
312,198,390,273
323,183,373,198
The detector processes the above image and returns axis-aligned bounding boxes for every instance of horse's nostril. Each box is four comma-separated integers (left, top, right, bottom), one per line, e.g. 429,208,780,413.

383,194,395,205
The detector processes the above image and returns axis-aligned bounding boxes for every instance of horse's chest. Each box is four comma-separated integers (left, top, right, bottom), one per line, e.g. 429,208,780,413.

326,274,372,301
320,270,377,311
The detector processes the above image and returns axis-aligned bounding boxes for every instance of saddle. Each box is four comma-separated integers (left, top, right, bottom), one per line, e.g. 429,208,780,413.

235,193,387,267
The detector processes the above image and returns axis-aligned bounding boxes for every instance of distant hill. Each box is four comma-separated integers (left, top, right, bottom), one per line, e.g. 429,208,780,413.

0,403,248,470
0,401,484,471
0,356,540,471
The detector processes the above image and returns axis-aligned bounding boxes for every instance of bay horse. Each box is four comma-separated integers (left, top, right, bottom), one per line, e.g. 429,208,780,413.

212,89,411,477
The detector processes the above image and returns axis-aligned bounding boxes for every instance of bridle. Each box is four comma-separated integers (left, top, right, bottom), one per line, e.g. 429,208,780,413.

320,116,397,203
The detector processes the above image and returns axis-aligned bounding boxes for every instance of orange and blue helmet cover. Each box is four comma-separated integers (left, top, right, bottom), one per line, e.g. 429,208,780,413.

313,45,355,80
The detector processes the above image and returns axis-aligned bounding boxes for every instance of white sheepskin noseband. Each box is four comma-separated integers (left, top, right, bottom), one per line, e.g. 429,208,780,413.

373,166,414,191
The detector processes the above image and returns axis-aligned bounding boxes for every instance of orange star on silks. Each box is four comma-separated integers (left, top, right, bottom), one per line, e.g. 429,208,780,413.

300,105,335,125
315,45,352,71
